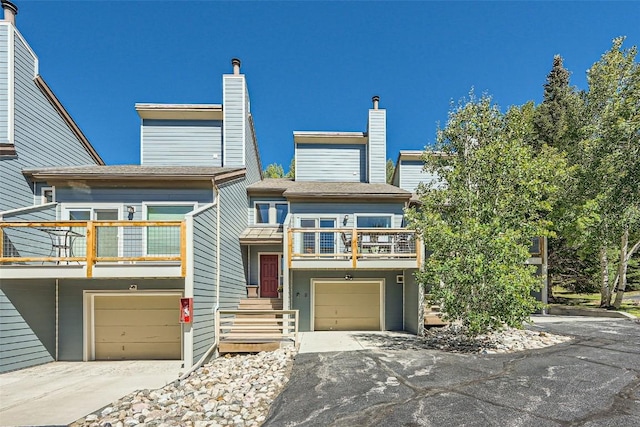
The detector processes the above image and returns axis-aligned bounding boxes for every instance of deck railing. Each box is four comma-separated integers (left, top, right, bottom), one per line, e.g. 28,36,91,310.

287,228,421,268
0,220,187,277
215,309,299,346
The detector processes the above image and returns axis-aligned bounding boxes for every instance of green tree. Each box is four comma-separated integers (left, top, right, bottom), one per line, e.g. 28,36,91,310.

263,163,285,178
407,93,566,335
286,158,295,178
386,159,395,184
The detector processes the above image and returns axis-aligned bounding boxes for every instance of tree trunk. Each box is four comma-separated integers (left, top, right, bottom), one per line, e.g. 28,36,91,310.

599,246,611,307
610,238,640,295
612,227,630,309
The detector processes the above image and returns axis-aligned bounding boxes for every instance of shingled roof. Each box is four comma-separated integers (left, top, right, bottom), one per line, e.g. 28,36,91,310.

248,179,411,200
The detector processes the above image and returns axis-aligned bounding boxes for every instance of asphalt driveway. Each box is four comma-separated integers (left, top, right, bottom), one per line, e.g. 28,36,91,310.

265,318,640,426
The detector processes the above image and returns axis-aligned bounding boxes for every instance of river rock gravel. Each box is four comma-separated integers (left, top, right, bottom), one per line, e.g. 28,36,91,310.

72,326,570,427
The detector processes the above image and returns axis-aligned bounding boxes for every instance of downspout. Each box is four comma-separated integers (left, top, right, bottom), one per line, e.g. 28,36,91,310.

179,182,221,381
55,279,59,361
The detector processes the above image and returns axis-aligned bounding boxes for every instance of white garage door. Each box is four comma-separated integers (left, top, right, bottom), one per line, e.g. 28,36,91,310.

94,295,181,360
314,281,381,331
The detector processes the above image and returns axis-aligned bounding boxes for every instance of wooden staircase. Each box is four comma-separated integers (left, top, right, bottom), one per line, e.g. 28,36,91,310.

217,298,299,354
424,302,448,327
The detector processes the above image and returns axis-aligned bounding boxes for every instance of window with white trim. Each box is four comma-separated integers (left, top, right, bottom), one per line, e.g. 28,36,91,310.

254,201,289,225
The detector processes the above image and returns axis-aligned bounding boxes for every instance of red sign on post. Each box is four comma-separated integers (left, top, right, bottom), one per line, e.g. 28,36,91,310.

180,297,193,323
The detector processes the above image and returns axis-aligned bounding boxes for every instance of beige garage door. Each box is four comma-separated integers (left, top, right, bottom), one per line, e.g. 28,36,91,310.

314,282,381,331
94,295,181,360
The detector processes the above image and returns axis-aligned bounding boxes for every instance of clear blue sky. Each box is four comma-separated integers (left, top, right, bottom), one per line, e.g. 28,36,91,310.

16,1,640,168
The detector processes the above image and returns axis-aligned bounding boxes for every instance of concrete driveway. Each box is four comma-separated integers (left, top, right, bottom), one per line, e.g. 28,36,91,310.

266,318,640,426
0,360,183,427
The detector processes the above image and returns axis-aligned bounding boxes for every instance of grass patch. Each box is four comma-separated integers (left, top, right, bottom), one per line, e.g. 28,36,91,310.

551,287,640,318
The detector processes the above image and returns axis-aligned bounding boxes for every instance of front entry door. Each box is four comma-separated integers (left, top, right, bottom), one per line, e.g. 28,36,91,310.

260,254,280,298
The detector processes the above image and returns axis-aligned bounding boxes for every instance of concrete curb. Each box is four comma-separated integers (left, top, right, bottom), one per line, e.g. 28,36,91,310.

548,304,637,319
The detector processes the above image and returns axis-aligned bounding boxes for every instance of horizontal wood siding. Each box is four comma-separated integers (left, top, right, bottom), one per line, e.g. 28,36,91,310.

244,94,261,184
291,201,405,228
399,160,442,193
141,119,222,166
218,179,249,310
0,280,55,373
57,278,184,361
368,109,386,184
0,25,8,142
222,76,245,168
1,204,56,259
191,206,217,362
296,143,365,182
0,29,97,212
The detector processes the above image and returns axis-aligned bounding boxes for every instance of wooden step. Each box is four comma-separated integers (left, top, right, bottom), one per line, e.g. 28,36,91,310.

219,341,281,354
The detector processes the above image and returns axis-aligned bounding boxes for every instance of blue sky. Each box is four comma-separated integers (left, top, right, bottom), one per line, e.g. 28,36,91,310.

16,1,640,169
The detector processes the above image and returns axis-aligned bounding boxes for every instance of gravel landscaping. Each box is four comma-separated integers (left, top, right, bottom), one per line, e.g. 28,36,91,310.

72,326,570,427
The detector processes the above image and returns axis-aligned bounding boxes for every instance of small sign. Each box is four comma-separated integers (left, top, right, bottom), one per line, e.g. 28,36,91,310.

180,297,193,323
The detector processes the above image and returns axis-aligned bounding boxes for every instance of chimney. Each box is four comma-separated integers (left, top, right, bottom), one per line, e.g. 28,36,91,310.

2,0,17,26
231,58,241,75
372,95,380,110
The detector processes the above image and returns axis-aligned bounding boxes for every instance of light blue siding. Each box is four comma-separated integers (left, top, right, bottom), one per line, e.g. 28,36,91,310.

141,119,222,166
398,159,441,193
291,202,405,228
290,270,404,332
222,76,245,168
0,25,8,142
403,269,420,334
244,94,261,184
296,143,366,182
191,206,217,362
0,280,55,373
368,109,386,183
0,28,98,213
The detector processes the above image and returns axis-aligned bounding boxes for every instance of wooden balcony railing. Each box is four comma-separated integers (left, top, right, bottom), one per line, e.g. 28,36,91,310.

287,228,421,268
0,220,187,277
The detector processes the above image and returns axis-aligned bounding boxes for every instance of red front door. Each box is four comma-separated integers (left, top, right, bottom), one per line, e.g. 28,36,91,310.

260,254,280,298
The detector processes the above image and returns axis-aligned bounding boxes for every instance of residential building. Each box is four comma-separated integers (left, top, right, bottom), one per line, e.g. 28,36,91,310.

0,56,261,372
242,96,425,334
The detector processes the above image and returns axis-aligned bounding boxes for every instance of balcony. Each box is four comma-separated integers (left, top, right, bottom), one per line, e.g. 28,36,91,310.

286,228,422,270
0,221,186,279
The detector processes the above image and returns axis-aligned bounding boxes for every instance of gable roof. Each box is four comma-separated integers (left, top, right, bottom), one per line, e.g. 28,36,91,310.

248,178,411,200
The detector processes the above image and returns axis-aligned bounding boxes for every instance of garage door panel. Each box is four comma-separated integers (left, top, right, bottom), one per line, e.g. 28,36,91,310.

95,342,181,360
95,325,181,343
314,282,381,331
93,295,181,360
95,295,177,310
94,309,177,326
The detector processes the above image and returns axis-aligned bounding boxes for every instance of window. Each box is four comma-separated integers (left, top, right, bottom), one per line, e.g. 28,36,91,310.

299,217,336,254
253,201,289,225
63,206,121,257
41,187,55,204
356,215,392,228
145,204,195,255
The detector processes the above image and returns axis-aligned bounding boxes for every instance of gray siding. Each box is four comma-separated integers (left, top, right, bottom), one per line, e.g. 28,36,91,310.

57,278,183,361
1,204,56,260
398,159,442,193
290,270,404,332
0,28,98,212
0,25,8,142
217,178,249,310
295,143,366,182
222,75,245,168
291,201,405,228
403,268,420,334
0,280,55,373
367,109,386,184
191,206,217,362
141,119,222,166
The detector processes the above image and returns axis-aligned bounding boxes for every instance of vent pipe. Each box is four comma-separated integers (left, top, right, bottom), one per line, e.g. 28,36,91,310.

1,0,17,26
372,95,380,110
231,58,241,75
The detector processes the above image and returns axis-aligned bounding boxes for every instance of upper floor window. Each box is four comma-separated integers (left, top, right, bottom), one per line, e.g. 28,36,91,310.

356,215,392,228
255,202,289,225
41,187,55,204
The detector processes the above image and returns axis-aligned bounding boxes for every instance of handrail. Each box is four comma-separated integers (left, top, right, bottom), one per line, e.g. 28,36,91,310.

216,309,299,347
0,220,187,277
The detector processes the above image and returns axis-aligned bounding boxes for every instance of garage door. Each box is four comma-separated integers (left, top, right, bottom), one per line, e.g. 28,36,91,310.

314,282,381,331
94,295,181,360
